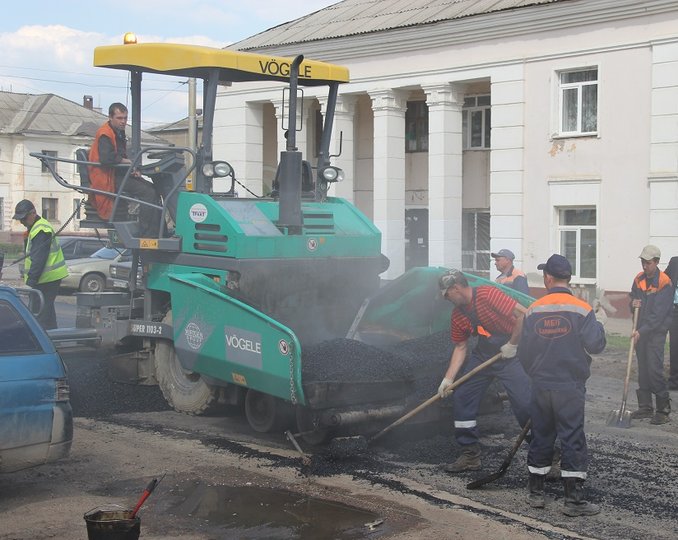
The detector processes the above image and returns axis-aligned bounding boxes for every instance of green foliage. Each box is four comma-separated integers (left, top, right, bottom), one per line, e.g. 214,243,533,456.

0,243,23,256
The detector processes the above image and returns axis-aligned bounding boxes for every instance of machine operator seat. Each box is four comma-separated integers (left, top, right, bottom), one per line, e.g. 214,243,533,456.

270,159,315,198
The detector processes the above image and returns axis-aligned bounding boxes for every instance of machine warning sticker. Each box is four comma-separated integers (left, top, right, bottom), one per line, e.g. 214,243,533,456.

189,203,208,223
307,238,318,252
225,326,263,369
232,372,247,386
185,322,204,350
278,340,289,355
139,238,158,249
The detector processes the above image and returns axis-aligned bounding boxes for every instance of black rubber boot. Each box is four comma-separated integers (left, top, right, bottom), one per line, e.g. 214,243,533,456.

630,389,654,419
563,478,600,517
528,474,545,508
650,394,671,425
444,443,481,473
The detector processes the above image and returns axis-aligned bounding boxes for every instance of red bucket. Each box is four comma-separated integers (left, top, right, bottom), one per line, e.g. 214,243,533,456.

83,507,140,540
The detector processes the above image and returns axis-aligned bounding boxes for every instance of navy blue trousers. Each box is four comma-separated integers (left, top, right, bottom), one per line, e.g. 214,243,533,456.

452,349,531,447
527,385,588,478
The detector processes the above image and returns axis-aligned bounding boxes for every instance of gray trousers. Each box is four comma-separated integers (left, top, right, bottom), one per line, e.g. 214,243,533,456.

636,331,669,397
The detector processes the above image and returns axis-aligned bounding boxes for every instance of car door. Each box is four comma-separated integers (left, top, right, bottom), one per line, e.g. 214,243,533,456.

0,291,62,463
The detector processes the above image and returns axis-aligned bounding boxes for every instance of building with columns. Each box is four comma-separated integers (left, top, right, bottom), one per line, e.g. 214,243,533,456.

214,0,678,311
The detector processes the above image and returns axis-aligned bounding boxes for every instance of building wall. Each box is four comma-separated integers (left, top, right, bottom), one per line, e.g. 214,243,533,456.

0,136,89,241
218,3,678,295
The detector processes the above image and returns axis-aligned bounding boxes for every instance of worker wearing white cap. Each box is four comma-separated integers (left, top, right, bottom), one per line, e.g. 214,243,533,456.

630,244,672,424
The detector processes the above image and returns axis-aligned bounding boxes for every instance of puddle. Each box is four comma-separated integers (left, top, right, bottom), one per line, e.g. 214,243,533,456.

167,481,388,539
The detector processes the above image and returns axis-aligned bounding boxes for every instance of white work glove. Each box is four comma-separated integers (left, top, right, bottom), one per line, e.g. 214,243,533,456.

438,377,454,398
593,300,608,329
500,342,518,359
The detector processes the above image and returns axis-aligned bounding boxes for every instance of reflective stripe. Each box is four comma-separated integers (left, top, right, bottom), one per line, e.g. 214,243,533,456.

454,420,477,428
561,470,587,479
528,465,551,475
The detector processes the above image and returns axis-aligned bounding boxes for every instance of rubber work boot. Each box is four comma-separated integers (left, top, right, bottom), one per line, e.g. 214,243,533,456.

650,394,671,425
528,474,546,508
630,389,654,419
444,443,481,473
562,478,600,517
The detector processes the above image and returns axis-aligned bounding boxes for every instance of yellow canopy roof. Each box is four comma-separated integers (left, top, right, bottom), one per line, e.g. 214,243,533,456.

94,43,349,86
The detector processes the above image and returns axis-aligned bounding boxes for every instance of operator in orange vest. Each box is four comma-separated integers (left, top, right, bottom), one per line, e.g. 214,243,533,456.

492,249,530,295
88,103,161,235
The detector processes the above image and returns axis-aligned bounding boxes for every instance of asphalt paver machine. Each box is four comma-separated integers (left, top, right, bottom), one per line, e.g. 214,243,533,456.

34,41,533,441
33,41,401,439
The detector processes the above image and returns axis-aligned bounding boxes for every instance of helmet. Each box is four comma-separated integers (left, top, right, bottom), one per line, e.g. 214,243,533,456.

439,269,462,291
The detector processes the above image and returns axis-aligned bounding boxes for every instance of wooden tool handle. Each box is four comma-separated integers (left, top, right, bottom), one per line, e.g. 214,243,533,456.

370,352,503,442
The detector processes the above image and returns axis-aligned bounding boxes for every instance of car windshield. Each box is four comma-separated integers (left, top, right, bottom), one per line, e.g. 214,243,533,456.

91,247,125,260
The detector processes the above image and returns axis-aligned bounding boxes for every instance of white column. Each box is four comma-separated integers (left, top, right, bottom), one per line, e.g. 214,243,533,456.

369,89,407,279
424,83,463,269
649,42,678,254
214,98,264,196
490,67,525,270
318,95,357,201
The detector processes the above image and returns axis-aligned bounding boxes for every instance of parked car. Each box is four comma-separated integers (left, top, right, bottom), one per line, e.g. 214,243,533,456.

57,236,106,261
0,286,73,472
62,246,132,293
108,260,143,291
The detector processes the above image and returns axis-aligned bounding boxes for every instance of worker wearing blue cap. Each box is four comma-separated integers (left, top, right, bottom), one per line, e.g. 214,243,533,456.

520,254,605,516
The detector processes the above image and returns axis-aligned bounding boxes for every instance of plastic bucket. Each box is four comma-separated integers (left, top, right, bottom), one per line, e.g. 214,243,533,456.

83,508,140,540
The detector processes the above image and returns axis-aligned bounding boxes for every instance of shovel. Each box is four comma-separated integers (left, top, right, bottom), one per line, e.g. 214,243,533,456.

369,351,503,443
329,352,504,457
466,419,531,489
606,307,639,429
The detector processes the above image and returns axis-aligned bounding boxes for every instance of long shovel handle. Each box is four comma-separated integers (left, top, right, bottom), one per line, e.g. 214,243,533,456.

618,307,639,416
370,352,503,442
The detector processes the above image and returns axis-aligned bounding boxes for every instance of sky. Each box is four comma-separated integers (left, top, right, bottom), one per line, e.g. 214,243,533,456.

0,0,338,129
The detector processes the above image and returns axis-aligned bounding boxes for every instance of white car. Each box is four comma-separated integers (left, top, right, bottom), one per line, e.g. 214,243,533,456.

61,247,131,293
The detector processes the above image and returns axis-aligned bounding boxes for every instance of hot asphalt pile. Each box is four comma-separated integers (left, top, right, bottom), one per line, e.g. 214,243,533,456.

64,350,170,418
301,331,451,400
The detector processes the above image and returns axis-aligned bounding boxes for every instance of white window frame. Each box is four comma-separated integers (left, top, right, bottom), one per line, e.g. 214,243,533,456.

556,206,597,284
557,68,598,137
462,209,491,278
462,95,491,150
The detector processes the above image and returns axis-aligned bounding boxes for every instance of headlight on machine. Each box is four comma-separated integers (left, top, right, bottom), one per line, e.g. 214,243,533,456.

319,166,344,183
202,160,233,178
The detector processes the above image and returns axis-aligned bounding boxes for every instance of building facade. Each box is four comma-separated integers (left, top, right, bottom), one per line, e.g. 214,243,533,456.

213,0,678,310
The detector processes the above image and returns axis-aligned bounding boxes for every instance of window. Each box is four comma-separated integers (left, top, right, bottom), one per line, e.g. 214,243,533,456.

405,101,428,152
0,300,42,355
462,210,491,277
559,69,598,135
0,197,4,230
41,150,58,173
557,207,596,280
463,95,491,149
42,198,58,221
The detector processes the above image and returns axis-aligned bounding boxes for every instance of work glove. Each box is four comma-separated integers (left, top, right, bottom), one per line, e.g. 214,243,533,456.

500,342,518,359
592,300,607,329
438,377,454,398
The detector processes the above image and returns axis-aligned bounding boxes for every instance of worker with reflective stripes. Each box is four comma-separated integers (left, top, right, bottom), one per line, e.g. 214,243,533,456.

492,248,530,295
438,269,531,473
629,244,672,424
520,254,605,516
13,199,69,330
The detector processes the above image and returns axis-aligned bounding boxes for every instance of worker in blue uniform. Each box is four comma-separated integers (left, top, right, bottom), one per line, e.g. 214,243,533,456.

519,254,606,516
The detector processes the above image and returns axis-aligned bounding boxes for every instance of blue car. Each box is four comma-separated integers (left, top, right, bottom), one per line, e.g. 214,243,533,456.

0,286,73,472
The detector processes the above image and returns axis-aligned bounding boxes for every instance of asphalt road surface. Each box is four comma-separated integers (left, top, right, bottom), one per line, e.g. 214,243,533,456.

0,293,677,539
